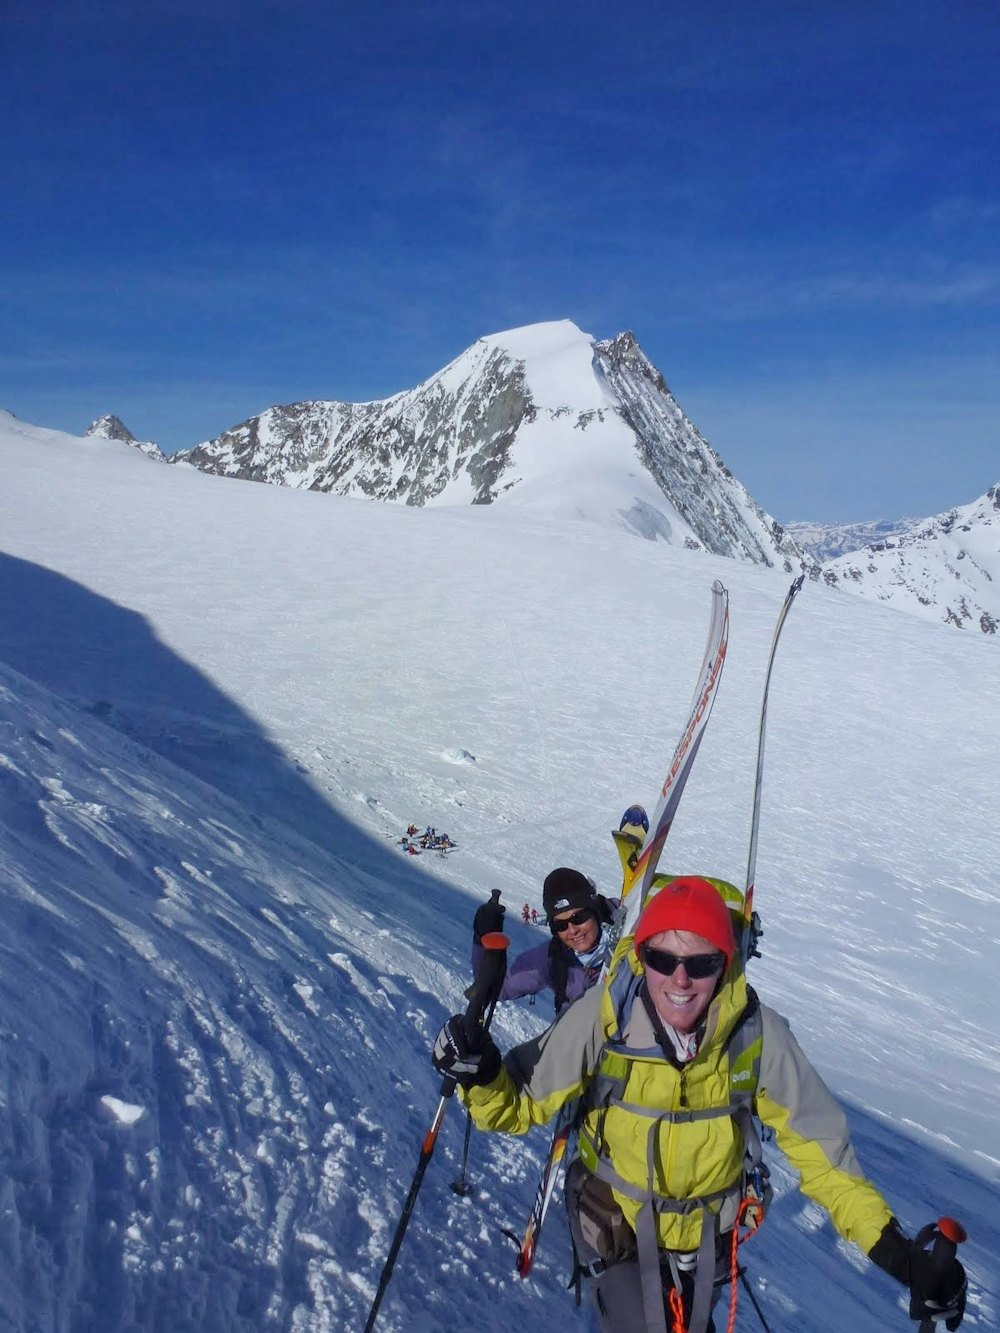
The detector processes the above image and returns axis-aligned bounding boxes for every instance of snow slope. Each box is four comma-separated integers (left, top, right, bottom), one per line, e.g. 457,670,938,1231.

1,414,997,1332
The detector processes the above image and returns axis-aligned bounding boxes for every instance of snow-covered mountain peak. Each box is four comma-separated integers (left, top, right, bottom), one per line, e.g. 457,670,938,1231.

85,413,137,442
476,319,608,409
84,414,165,461
174,322,809,571
479,316,591,361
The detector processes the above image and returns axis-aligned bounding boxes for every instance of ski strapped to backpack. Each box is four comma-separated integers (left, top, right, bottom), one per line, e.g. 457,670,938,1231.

512,580,730,1278
741,573,804,966
614,579,731,950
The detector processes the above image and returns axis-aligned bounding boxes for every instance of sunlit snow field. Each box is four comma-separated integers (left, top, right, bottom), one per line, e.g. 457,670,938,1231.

1,417,997,1332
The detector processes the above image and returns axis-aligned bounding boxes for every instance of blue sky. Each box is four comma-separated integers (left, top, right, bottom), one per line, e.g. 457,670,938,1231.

2,0,998,523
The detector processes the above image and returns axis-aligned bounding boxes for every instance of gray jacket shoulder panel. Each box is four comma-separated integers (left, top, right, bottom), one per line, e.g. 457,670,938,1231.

758,1003,865,1177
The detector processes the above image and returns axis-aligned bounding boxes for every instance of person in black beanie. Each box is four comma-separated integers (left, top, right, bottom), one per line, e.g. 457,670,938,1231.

471,868,617,1017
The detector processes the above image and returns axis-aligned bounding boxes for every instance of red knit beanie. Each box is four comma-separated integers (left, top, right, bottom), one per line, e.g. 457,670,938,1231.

633,877,736,962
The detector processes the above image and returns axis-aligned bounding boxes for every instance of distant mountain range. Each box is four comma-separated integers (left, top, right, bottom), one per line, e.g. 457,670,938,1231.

784,518,920,564
819,486,999,635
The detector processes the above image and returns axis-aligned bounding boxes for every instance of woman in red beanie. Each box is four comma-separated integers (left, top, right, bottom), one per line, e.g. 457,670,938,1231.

433,876,967,1333
631,876,736,1045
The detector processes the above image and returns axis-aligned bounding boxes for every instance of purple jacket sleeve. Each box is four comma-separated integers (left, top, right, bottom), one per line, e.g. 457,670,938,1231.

469,940,595,1014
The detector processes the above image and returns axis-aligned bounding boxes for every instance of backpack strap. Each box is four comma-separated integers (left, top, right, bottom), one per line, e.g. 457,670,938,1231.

726,986,763,1171
594,893,617,926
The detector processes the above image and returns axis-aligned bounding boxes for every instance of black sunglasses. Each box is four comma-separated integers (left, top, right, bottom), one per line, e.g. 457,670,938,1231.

551,908,596,933
640,946,725,979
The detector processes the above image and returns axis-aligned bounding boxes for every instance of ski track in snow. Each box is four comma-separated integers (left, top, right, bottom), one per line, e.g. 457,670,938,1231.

0,421,998,1331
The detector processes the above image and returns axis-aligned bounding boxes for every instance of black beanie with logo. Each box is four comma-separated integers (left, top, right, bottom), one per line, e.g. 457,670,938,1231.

543,867,597,920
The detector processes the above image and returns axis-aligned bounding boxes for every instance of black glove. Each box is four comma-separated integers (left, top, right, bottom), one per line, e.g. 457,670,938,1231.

473,890,506,944
870,1218,967,1330
431,1015,503,1088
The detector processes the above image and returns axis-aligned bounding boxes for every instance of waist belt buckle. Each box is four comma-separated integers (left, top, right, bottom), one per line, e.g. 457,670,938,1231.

674,1250,698,1273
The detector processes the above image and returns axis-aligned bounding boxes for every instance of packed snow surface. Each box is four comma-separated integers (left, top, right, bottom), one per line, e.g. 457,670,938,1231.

481,319,609,409
0,415,997,1332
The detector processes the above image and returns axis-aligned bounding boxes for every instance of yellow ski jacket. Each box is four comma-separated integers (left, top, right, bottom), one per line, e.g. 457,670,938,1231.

463,966,892,1255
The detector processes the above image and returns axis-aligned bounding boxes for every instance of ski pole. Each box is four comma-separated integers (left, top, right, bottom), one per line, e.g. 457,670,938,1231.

737,1266,772,1333
450,1111,474,1197
742,574,804,966
915,1217,967,1333
449,993,498,1197
364,932,509,1332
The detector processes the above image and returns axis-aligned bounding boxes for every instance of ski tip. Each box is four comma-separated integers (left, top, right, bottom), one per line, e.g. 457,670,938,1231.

619,804,649,833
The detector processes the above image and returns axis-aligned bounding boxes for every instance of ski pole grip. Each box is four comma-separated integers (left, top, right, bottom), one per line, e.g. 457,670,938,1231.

916,1217,967,1333
928,1216,966,1273
463,932,508,1034
936,1217,966,1247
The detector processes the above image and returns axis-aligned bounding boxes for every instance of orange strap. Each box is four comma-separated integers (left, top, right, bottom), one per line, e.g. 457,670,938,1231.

668,1284,687,1333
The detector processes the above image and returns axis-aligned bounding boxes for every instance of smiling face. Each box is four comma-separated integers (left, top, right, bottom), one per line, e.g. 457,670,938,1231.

641,928,726,1033
551,907,601,954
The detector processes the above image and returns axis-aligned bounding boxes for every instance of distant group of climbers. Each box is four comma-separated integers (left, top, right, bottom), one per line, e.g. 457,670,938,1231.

398,824,455,855
433,816,969,1333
